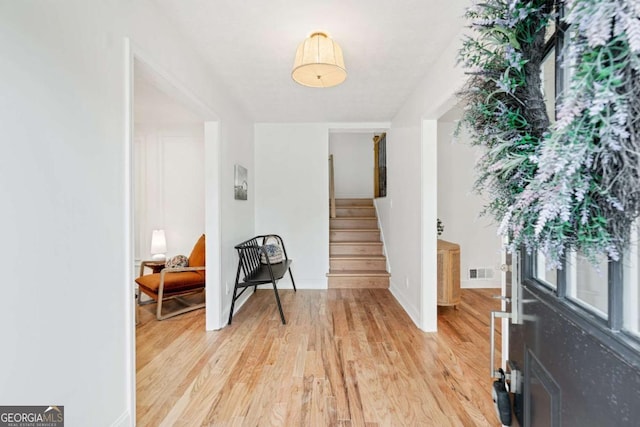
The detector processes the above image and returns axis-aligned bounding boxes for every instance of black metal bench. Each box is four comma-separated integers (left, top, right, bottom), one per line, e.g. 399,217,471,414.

229,234,296,325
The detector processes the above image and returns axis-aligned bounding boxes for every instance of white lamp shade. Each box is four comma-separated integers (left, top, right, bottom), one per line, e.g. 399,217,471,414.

292,32,347,88
150,229,167,260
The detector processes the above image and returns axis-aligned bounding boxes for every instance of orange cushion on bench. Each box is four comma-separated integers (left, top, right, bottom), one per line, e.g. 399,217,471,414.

136,271,205,295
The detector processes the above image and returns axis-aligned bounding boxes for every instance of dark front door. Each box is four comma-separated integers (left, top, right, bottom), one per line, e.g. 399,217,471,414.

497,250,640,426
491,4,640,424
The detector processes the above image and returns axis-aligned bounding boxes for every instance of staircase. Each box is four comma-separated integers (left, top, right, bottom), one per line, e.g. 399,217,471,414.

327,198,390,288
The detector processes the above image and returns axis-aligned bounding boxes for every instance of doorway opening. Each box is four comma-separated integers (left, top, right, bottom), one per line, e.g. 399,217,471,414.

124,41,222,421
132,62,207,317
327,128,391,289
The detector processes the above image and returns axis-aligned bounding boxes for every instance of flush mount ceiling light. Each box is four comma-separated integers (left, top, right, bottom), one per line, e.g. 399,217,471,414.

292,32,346,88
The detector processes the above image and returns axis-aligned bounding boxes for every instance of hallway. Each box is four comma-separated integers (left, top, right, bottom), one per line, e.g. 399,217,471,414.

136,289,501,426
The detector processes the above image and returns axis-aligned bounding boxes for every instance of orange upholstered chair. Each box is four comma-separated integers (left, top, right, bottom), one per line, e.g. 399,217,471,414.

136,234,206,320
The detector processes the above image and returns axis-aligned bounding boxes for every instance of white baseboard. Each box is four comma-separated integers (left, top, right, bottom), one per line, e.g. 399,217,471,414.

388,281,422,329
462,280,501,289
110,411,131,427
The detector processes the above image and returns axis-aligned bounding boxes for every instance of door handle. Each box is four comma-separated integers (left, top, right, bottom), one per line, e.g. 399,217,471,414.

493,295,511,303
490,310,512,378
491,252,522,379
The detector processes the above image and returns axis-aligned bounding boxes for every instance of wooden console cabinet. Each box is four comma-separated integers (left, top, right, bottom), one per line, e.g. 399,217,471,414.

437,239,461,308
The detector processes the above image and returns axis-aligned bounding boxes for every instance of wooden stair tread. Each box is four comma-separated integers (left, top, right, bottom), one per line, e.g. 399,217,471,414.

336,206,374,209
330,241,383,245
333,218,377,221
331,228,379,232
329,199,387,288
327,270,391,277
330,254,386,259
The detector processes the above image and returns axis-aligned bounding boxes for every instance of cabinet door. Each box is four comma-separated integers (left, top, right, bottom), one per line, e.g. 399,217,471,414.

450,249,461,303
437,247,461,306
437,251,446,303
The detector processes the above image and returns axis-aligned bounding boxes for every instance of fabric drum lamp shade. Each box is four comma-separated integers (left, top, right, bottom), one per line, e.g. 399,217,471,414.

292,32,347,88
150,229,167,261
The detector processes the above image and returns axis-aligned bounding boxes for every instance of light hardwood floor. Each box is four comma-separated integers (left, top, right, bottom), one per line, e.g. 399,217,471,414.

136,289,501,426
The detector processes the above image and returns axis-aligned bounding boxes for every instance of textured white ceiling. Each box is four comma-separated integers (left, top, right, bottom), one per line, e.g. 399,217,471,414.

152,0,470,122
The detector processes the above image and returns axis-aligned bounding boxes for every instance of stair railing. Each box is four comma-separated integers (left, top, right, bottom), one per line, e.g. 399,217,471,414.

329,155,336,218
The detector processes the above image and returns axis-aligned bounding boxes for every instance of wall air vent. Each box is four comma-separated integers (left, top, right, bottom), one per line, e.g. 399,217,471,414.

468,267,495,280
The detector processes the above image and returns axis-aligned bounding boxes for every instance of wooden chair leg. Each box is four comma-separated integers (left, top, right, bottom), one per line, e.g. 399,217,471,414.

156,279,165,320
156,298,205,320
156,296,164,320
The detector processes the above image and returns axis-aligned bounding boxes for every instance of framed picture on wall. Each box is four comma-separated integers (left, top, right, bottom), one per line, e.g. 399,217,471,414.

234,164,248,200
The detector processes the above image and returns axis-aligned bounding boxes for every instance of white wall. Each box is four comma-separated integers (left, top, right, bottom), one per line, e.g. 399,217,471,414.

375,124,425,323
377,30,467,332
0,1,254,425
218,118,255,318
437,121,502,288
134,123,205,261
254,124,329,289
329,132,374,198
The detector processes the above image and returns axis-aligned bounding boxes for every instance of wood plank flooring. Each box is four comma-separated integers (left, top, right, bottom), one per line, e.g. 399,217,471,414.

136,289,502,426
